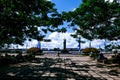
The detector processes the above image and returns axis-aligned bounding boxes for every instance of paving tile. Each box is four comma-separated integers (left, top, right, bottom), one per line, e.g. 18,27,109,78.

49,73,56,77
1,54,120,80
113,78,120,80
90,74,101,78
101,75,110,78
71,68,77,71
118,74,120,76
36,71,43,74
110,76,120,79
73,71,81,75
104,78,114,80
66,78,76,80
41,72,50,77
61,65,65,68
54,65,60,68
80,71,88,75
66,67,71,69
50,65,55,68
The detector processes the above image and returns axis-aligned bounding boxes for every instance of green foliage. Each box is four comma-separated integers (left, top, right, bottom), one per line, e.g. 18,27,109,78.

26,47,43,55
63,0,120,41
0,0,63,46
61,27,67,33
82,48,100,55
89,53,99,59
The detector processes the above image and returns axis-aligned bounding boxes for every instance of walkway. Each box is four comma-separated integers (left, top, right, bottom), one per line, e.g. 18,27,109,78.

0,54,120,80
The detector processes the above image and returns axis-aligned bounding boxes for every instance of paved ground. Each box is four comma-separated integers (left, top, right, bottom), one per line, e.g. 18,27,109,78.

0,54,120,80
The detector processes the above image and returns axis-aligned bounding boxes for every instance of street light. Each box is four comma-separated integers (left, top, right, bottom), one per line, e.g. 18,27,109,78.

37,35,44,49
75,34,85,54
77,35,81,54
71,33,82,54
74,30,82,53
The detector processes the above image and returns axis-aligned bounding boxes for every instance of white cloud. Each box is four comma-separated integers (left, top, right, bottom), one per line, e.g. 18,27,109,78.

90,39,105,49
41,32,106,49
72,8,76,11
18,32,108,49
105,0,113,2
46,0,51,1
18,40,38,49
44,32,78,49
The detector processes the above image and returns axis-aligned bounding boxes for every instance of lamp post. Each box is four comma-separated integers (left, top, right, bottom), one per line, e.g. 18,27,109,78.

76,34,85,54
37,40,41,49
78,35,81,54
36,33,45,49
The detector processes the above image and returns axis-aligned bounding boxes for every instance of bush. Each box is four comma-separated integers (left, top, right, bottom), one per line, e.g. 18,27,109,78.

89,53,99,59
82,48,100,55
54,48,60,51
110,54,120,64
61,49,69,54
26,47,43,55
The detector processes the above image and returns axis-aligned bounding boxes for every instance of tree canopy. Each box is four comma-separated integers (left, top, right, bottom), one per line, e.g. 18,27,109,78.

63,0,120,41
1,0,120,48
0,0,63,47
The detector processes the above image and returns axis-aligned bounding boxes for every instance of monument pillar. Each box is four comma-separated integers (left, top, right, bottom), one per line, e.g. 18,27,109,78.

63,39,66,50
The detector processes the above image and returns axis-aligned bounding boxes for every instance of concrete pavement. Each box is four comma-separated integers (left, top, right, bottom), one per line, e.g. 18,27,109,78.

0,54,120,80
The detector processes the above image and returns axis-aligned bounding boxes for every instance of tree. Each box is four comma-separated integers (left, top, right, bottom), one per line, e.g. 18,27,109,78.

0,0,63,47
63,0,120,41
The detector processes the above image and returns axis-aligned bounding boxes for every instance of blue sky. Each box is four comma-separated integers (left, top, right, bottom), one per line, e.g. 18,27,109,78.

51,0,82,13
17,0,119,49
50,0,82,33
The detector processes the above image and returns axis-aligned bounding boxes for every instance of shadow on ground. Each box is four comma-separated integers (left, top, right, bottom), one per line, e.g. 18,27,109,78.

0,57,113,80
